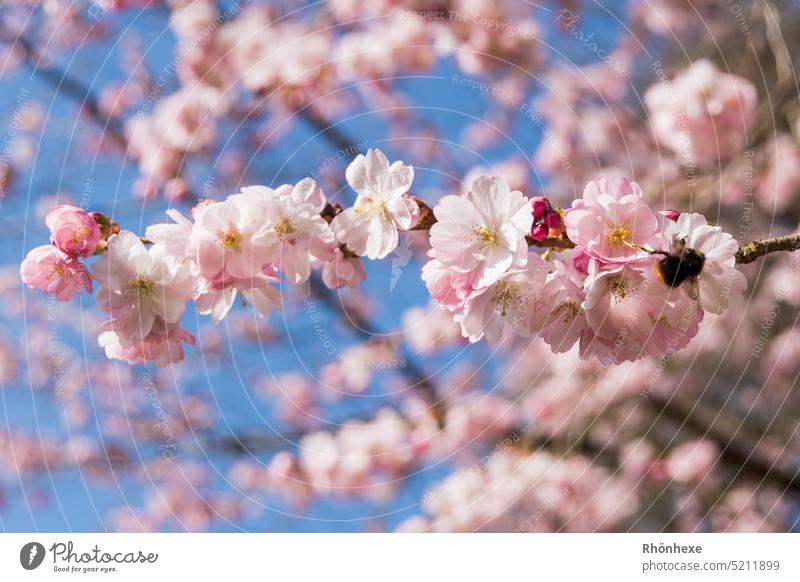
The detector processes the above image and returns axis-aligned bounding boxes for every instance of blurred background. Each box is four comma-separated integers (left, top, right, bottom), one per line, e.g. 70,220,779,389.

1,0,800,532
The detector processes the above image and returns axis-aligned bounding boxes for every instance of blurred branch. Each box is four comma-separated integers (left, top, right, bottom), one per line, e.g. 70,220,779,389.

2,30,127,149
306,273,446,427
649,394,800,494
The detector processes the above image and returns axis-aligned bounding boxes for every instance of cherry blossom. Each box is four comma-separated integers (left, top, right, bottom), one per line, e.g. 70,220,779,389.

195,270,281,323
420,256,475,312
236,178,335,284
564,178,660,263
645,59,757,165
188,197,276,282
10,0,800,536
321,247,366,289
659,212,747,314
45,205,102,258
459,252,550,343
331,149,418,260
20,245,92,301
93,231,193,341
99,321,196,368
429,176,533,289
539,254,590,353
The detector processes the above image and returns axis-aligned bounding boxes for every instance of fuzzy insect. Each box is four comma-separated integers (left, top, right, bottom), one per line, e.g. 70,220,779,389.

651,239,705,300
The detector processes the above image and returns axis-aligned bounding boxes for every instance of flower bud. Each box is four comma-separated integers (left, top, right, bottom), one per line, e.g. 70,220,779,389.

45,205,102,258
530,196,552,219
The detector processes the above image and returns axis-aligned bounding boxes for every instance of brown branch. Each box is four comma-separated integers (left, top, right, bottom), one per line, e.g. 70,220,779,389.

735,233,800,264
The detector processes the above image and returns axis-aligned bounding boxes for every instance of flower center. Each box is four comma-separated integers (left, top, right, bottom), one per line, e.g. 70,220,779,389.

608,276,633,302
72,226,91,242
218,227,242,251
48,264,66,280
354,196,389,220
555,298,581,322
127,277,156,298
477,226,500,249
491,281,520,317
275,217,295,237
606,224,630,245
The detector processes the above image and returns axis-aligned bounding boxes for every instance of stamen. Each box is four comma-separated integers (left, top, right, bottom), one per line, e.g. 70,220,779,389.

354,196,389,220
477,226,500,249
555,298,581,323
72,226,91,242
127,277,156,298
218,228,242,251
606,224,630,245
275,217,294,237
609,276,633,302
491,281,520,317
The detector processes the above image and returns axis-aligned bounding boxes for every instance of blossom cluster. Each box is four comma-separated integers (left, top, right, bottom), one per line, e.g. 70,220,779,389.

424,176,747,363
20,205,98,301
20,149,415,366
21,148,747,367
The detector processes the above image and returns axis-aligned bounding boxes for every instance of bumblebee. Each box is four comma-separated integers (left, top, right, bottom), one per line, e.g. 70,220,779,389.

651,239,705,300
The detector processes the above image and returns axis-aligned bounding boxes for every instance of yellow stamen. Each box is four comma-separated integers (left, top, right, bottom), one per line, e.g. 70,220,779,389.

48,264,66,280
354,196,389,220
606,224,630,245
218,228,242,251
609,276,632,302
275,217,294,237
555,298,581,323
477,226,500,249
72,226,91,242
127,277,156,298
492,281,519,317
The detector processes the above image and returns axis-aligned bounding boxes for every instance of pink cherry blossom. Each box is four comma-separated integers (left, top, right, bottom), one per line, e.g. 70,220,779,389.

145,208,193,258
195,271,281,323
236,178,335,284
582,258,665,343
189,196,276,282
645,59,757,165
539,255,591,353
659,212,747,314
99,321,196,368
429,175,533,289
331,149,418,260
421,256,475,312
459,252,550,343
20,245,92,301
564,178,660,263
321,247,366,289
45,205,102,257
93,231,194,341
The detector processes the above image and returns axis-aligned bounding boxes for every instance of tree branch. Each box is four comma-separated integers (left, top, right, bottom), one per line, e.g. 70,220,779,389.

735,232,800,264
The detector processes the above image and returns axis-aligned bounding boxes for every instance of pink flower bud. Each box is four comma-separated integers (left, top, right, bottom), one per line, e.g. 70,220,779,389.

659,209,680,222
45,205,101,257
531,223,549,241
530,196,551,219
20,245,92,301
542,210,562,229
